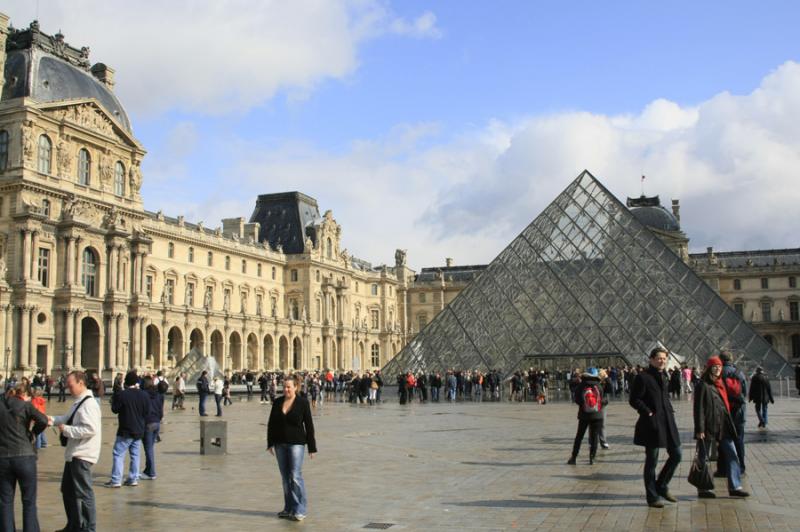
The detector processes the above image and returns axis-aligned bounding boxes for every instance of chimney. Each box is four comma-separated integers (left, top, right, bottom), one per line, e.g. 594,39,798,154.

671,199,681,223
445,258,454,268
243,222,260,242
0,13,9,95
222,217,245,239
90,63,115,90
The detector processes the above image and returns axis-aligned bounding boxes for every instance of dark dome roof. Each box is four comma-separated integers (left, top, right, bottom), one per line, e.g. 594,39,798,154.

630,205,680,232
3,47,131,132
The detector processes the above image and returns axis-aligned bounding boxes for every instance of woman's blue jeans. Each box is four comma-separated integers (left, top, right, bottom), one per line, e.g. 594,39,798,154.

274,444,307,516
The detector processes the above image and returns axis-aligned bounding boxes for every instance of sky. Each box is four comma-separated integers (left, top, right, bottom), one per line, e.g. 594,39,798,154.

5,1,800,270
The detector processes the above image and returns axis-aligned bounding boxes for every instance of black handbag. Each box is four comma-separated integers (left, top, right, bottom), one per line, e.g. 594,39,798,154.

687,440,715,491
60,396,91,447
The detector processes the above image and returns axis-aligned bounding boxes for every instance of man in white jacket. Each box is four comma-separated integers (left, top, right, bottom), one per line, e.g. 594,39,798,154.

51,371,102,532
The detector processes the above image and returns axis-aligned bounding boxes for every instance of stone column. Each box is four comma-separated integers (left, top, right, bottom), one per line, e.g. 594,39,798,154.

107,313,117,371
30,231,39,281
1,306,8,372
73,312,82,369
139,319,146,368
74,238,82,286
108,246,117,292
21,230,31,281
65,309,75,368
64,237,75,287
18,306,29,369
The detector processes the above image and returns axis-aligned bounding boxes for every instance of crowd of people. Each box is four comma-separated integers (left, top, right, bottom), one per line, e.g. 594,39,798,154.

0,357,798,529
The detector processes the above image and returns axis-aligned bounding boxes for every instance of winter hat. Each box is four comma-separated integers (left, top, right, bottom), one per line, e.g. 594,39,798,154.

705,356,723,369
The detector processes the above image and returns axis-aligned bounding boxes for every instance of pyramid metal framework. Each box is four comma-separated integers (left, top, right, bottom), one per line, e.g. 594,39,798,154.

383,171,790,379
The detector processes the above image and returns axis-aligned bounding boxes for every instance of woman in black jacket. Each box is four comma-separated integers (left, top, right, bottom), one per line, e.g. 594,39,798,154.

748,367,774,428
0,383,49,532
267,374,316,522
693,356,748,498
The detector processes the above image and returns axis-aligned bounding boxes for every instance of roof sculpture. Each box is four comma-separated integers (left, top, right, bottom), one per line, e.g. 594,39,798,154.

382,170,790,380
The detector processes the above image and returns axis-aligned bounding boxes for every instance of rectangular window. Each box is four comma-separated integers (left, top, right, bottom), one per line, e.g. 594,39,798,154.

37,248,50,287
790,301,799,321
733,279,741,290
186,282,195,307
291,269,298,282
257,263,262,277
145,275,153,300
242,260,247,274
371,284,378,296
225,256,230,270
271,296,278,317
166,279,175,305
419,292,426,303
207,251,213,267
733,303,744,317
371,310,379,330
761,277,769,289
790,276,797,289
188,247,194,263
761,301,771,322
256,294,263,316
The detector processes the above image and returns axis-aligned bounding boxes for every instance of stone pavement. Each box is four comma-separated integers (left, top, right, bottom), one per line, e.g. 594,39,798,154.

15,392,800,531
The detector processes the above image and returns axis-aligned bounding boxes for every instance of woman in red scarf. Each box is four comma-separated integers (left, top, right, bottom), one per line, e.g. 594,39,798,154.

693,356,748,498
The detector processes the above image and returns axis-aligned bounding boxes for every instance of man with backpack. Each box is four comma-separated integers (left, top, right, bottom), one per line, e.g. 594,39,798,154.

567,368,606,465
716,351,747,476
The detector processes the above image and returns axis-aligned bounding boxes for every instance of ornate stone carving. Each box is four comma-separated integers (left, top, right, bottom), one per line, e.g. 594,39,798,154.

48,104,115,137
21,123,34,165
99,153,113,189
56,138,71,176
102,206,122,228
129,162,142,195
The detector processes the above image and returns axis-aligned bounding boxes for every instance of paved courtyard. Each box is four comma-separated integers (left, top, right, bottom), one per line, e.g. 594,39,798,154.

16,390,800,531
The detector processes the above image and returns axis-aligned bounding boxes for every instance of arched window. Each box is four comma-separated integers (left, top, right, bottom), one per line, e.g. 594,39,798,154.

77,148,90,185
225,256,231,270
326,237,333,259
82,248,98,296
114,161,125,196
0,130,8,171
38,135,52,174
271,266,276,280
207,251,213,266
188,247,194,263
167,242,175,259
371,344,380,367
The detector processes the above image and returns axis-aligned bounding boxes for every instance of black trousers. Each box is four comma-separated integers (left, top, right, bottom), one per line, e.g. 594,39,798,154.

643,445,682,503
571,418,602,458
0,455,39,532
61,458,96,532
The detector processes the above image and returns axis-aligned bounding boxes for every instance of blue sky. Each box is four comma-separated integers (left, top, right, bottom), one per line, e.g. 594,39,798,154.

7,1,800,268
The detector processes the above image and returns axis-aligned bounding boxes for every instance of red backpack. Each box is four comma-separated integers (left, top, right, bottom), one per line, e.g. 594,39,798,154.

582,385,602,413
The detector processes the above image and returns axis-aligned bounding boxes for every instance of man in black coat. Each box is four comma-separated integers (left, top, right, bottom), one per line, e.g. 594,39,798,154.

748,367,774,428
104,371,152,487
629,347,681,508
197,371,210,416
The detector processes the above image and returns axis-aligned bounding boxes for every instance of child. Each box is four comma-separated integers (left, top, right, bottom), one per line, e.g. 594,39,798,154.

31,388,48,449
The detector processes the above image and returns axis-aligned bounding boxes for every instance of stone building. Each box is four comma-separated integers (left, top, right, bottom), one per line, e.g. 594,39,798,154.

0,17,411,378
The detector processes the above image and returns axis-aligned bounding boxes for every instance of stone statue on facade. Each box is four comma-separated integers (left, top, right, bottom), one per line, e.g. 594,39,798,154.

21,124,33,165
56,138,71,176
395,249,407,268
129,163,142,194
99,154,113,189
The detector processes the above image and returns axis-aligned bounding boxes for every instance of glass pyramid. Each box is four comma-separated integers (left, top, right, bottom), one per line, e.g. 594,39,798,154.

384,171,790,380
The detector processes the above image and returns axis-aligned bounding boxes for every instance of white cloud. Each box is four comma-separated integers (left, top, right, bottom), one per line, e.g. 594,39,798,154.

5,1,441,115
149,61,800,271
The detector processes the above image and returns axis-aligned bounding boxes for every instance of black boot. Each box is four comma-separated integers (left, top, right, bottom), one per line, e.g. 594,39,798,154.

567,455,577,465
589,455,595,465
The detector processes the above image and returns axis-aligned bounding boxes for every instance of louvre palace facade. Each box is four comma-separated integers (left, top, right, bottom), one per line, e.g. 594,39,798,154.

0,17,414,378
